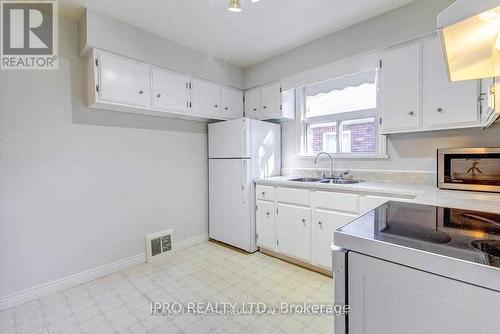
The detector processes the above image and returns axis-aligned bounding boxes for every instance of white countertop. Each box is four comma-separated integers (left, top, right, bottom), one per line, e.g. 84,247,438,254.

255,176,500,214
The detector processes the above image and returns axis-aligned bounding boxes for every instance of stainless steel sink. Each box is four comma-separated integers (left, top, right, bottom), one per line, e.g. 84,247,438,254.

288,177,322,182
288,177,365,184
321,179,365,184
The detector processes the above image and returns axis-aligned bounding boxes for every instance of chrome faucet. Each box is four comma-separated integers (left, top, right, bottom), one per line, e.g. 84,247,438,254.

314,152,335,178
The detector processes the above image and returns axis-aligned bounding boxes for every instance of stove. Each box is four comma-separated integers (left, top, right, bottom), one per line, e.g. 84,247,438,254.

337,201,500,268
332,202,500,334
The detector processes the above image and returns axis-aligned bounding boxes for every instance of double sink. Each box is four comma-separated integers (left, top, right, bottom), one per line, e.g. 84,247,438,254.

288,177,365,185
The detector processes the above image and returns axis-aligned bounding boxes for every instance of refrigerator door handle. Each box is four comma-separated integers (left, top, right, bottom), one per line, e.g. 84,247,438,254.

241,123,246,157
241,160,246,191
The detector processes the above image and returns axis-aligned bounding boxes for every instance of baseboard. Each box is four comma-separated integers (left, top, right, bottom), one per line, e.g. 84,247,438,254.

259,247,333,277
0,233,208,311
175,233,209,251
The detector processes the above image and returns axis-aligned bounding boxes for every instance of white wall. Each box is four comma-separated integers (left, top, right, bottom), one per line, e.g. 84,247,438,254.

0,18,215,298
244,0,500,173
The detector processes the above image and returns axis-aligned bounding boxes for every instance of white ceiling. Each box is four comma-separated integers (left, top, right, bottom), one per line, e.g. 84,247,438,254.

58,0,416,68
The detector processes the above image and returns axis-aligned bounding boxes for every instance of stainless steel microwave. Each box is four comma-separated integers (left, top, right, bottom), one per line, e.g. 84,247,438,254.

438,148,500,193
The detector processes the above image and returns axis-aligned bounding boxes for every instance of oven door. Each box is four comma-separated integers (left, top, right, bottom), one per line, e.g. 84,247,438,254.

438,148,500,193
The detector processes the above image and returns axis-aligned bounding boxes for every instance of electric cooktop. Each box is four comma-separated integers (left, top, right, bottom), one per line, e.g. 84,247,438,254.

337,201,500,268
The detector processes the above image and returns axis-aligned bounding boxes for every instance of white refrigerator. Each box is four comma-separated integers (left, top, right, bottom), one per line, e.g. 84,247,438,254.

208,118,281,252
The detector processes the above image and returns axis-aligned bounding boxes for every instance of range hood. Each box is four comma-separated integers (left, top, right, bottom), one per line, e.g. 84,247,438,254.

438,0,500,82
438,1,500,127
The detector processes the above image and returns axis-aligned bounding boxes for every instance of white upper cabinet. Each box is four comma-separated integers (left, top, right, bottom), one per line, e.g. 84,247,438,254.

244,83,295,120
88,49,244,122
244,88,260,119
97,51,151,108
380,36,482,134
260,82,282,119
190,78,221,118
151,67,190,113
423,36,480,129
221,86,244,119
380,41,422,133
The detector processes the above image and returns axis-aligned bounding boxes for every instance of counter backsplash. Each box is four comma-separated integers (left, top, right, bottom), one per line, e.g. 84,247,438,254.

282,167,436,185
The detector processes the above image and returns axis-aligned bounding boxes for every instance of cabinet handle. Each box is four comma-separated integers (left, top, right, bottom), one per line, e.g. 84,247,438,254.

261,191,265,196
263,106,267,109
225,107,228,110
436,107,443,113
408,111,415,116
156,93,161,98
139,90,144,95
266,212,270,216
253,108,257,111
214,104,218,108
318,221,323,227
301,218,306,223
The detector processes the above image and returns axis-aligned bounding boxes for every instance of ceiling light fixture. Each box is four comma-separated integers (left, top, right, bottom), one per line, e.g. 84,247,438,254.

228,0,242,12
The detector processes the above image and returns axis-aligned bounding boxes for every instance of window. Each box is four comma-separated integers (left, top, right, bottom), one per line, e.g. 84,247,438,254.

299,70,381,156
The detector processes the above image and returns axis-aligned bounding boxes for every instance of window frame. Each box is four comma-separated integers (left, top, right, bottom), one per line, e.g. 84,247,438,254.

296,70,388,159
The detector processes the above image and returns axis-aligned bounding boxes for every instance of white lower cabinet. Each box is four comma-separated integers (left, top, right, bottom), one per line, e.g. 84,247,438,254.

277,203,311,261
256,200,275,249
255,185,415,272
312,209,357,268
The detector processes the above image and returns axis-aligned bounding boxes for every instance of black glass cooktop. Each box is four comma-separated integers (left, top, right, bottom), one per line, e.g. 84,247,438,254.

337,201,500,268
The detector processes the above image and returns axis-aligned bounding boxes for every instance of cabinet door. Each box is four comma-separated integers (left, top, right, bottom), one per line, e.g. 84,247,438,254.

348,252,500,334
380,42,422,133
98,51,151,107
244,88,260,119
151,68,190,113
277,203,311,261
423,36,479,129
281,88,296,120
260,82,282,119
256,200,275,249
191,78,221,118
221,87,243,119
312,209,357,268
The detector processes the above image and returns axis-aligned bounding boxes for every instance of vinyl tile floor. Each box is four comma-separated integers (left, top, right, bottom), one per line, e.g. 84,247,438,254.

0,242,334,334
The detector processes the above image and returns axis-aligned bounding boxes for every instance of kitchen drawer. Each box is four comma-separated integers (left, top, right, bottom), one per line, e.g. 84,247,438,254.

276,187,310,206
256,185,275,201
314,191,358,213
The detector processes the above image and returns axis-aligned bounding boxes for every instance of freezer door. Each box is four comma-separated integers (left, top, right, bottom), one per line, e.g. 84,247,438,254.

208,118,250,158
209,159,255,252
249,119,281,179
